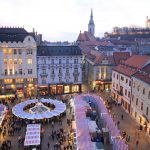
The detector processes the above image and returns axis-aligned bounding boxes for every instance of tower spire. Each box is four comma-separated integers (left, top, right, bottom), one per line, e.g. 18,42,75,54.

88,8,95,36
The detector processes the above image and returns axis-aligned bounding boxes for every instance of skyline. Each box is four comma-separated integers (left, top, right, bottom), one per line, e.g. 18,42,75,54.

0,0,150,42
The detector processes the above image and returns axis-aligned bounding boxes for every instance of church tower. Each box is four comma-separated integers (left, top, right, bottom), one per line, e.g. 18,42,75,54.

88,9,95,36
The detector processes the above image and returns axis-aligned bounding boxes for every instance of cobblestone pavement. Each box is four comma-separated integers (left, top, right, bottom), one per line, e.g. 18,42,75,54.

98,91,150,150
0,98,73,150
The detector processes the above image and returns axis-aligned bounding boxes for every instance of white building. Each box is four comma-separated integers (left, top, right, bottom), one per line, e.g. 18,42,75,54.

131,63,150,135
111,55,150,113
0,27,37,98
37,45,82,96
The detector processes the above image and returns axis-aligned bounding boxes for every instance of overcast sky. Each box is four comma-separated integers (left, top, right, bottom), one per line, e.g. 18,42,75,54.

0,0,150,42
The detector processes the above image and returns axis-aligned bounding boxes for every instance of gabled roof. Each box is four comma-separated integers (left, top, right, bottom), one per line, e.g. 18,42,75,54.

113,55,150,77
113,52,131,65
37,45,82,56
133,63,150,84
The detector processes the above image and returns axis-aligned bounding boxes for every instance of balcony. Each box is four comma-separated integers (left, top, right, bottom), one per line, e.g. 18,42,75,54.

73,72,80,76
40,73,48,77
117,90,123,96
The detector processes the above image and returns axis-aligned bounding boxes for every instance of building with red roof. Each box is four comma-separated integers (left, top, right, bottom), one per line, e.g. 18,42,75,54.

131,63,150,136
111,55,150,113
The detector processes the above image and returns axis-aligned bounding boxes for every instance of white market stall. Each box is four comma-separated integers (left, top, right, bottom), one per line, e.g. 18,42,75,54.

24,124,41,146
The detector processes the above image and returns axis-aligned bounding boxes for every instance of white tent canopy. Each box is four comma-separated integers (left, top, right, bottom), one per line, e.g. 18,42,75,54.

12,99,66,120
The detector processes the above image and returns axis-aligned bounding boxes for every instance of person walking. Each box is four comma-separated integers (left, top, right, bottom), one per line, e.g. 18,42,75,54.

47,142,50,149
121,114,124,120
136,140,139,148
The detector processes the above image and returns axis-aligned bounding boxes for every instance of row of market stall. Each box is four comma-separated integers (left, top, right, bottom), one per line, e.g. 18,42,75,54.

73,94,129,150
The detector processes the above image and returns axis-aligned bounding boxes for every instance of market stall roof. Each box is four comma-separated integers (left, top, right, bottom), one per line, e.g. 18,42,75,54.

24,124,41,146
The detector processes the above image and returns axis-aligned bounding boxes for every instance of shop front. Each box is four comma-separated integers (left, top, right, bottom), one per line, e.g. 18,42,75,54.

93,80,111,91
16,84,24,98
26,84,35,97
56,85,63,95
50,85,56,95
38,86,49,96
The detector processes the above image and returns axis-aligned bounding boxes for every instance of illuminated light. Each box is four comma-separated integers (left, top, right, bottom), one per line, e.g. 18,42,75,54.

28,84,33,87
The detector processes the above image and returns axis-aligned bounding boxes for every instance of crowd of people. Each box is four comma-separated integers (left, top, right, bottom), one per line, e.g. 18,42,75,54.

0,95,74,150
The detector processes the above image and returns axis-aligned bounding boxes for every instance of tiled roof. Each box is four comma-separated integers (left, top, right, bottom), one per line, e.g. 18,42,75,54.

113,52,131,65
133,63,150,84
86,51,115,66
0,27,27,34
37,45,82,56
0,27,35,42
113,55,150,77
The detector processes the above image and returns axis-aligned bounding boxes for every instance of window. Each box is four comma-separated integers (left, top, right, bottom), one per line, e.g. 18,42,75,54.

52,59,54,64
121,76,124,81
74,76,78,82
59,68,62,74
117,74,118,79
19,69,23,75
66,68,69,74
136,98,138,105
18,49,22,54
9,69,13,75
14,49,17,54
51,68,54,74
129,81,131,86
141,102,143,110
113,82,115,87
146,107,149,116
27,49,32,55
125,89,127,96
114,73,115,78
66,59,69,64
59,77,62,82
128,91,130,98
143,88,145,95
4,69,7,75
27,58,32,64
28,69,32,74
126,79,128,83
59,59,61,64
18,59,22,64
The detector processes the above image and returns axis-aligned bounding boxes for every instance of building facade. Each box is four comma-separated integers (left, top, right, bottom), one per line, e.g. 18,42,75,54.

111,55,150,113
85,50,115,91
37,45,82,96
131,63,150,135
0,27,37,98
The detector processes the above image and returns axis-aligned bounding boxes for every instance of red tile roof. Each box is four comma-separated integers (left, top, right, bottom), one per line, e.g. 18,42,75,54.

86,51,115,65
113,55,150,77
113,52,131,65
133,63,150,84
